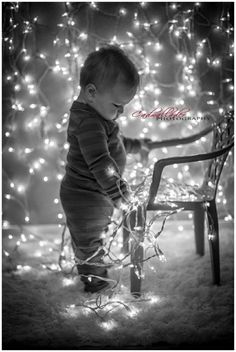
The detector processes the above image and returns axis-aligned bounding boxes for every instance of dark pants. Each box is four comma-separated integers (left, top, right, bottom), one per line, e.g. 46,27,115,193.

60,182,113,288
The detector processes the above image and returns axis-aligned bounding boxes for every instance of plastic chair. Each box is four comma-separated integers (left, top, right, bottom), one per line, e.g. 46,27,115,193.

123,111,234,296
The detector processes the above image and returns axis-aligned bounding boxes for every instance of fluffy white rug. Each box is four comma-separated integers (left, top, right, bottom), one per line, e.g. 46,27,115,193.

2,218,234,349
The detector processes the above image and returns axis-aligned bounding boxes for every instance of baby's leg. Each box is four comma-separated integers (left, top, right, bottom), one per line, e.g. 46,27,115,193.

66,206,113,292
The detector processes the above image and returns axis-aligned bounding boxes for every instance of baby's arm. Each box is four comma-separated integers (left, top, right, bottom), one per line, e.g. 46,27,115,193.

121,135,141,154
121,135,151,154
76,117,130,205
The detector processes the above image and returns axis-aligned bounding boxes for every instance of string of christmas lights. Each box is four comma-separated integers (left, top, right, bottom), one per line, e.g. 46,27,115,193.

3,171,184,316
2,2,234,316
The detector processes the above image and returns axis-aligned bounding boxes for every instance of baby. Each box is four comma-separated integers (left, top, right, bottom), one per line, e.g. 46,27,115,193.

60,45,150,293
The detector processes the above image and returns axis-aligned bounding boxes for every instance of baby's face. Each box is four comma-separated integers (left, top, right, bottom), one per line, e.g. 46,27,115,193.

93,82,137,121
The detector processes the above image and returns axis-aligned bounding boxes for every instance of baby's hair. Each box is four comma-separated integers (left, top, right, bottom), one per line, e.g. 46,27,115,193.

80,45,139,92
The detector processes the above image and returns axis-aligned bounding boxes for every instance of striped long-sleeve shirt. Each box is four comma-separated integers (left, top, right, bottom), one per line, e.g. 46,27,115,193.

62,101,142,204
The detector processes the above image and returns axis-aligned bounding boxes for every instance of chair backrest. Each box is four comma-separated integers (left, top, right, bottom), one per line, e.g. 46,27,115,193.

202,110,234,197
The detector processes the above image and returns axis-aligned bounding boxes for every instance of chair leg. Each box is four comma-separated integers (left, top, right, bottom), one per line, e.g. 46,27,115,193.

206,200,220,285
122,211,130,254
130,205,146,297
193,206,205,256
130,242,144,298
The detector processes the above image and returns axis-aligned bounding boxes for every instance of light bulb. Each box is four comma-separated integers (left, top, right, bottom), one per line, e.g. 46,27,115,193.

24,75,32,83
33,162,40,169
119,8,127,15
17,185,25,193
3,221,10,228
14,84,21,91
24,148,32,154
21,233,27,241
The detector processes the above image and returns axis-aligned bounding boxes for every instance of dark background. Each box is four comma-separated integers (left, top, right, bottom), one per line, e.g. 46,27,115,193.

2,2,234,224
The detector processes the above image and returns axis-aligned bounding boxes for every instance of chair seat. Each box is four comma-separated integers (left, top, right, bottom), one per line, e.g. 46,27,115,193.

154,177,215,203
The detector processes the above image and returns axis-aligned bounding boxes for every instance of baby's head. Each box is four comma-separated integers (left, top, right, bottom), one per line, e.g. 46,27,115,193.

79,45,139,120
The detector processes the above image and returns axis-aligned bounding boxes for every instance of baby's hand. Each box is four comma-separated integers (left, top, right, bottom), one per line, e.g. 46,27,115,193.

140,138,152,152
113,198,122,209
140,138,152,165
123,189,131,203
113,189,131,209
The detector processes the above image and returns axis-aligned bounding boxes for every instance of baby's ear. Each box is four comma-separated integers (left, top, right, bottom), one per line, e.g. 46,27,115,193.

85,83,97,102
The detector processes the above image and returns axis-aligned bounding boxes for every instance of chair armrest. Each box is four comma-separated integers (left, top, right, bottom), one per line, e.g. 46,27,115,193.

148,113,231,150
148,142,234,204
148,125,213,150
